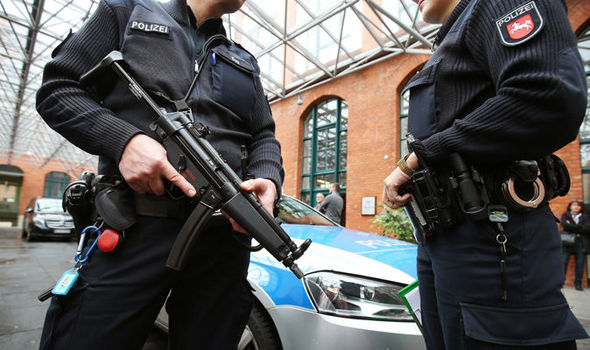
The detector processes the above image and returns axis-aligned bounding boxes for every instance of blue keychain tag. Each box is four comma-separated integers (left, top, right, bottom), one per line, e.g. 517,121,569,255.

52,268,79,296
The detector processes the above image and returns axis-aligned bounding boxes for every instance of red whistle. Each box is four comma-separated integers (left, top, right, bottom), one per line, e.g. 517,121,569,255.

97,229,123,253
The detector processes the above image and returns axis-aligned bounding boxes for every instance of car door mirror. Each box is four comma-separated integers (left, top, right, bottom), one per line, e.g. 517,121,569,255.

25,208,33,214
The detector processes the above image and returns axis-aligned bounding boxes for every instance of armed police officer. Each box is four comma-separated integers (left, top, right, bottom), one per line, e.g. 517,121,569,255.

383,0,589,349
36,0,284,349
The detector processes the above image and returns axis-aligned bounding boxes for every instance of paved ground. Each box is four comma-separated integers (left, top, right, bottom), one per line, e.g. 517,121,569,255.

1,227,589,349
0,228,167,350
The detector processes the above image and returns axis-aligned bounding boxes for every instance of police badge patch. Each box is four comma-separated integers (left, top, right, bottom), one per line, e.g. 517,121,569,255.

495,1,544,47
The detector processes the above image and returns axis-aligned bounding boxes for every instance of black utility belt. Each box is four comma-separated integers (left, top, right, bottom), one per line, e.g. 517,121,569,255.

402,153,570,241
64,173,197,233
135,193,189,220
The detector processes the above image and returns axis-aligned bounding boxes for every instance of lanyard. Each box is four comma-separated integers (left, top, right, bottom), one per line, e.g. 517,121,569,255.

75,225,102,264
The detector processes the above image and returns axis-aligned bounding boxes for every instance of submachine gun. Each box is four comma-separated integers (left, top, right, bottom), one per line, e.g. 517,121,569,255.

81,51,311,278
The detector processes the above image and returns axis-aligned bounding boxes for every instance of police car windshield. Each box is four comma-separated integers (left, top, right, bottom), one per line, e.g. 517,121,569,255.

36,198,63,213
277,196,336,226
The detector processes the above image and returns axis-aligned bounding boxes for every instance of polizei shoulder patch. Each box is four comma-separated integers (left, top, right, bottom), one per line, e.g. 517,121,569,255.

130,21,170,35
495,1,544,47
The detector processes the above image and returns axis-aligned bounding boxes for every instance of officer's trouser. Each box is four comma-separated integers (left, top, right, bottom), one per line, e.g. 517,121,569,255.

417,204,587,349
39,215,253,350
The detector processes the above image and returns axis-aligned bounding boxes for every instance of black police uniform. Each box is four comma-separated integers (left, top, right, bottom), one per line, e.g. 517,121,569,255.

35,0,284,349
404,0,589,348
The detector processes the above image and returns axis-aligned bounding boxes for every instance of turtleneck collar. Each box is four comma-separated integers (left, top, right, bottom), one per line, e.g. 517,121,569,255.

433,0,471,48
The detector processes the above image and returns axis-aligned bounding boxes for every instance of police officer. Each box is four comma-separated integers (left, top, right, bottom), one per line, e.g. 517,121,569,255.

383,0,588,348
36,0,284,349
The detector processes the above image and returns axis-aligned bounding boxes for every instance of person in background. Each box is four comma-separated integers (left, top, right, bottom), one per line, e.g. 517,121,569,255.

561,200,589,291
318,183,343,225
315,192,325,210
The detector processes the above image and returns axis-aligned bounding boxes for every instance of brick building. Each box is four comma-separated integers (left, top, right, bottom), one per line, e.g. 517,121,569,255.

271,0,590,231
267,0,590,287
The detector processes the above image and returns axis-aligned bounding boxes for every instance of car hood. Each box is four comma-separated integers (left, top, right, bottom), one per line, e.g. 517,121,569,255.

251,224,417,284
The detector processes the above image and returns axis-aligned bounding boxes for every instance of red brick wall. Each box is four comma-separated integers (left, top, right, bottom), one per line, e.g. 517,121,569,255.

271,3,590,236
552,1,590,218
567,0,590,35
273,54,428,232
0,154,96,218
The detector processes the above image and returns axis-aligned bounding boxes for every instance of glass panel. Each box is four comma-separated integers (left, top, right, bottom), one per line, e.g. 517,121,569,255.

584,172,590,205
44,172,70,198
578,27,590,72
401,140,408,156
327,128,336,148
316,99,338,126
315,173,335,189
326,150,335,170
400,84,410,158
277,196,335,226
303,156,311,174
581,144,590,168
302,176,310,190
400,117,408,140
339,133,347,169
581,76,590,140
303,139,311,156
316,151,326,171
339,172,346,187
317,127,336,151
400,116,408,155
304,114,313,137
400,89,410,117
340,100,348,130
317,129,326,149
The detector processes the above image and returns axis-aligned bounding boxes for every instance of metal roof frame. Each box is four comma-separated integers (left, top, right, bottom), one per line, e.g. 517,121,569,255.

0,0,467,173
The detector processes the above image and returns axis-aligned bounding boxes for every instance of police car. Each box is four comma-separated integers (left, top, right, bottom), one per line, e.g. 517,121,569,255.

157,196,426,349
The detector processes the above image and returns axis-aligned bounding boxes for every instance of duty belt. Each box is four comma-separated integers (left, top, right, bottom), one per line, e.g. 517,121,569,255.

134,193,189,220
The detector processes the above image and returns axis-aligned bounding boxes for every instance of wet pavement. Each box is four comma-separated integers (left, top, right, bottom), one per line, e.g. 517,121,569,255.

1,227,589,349
0,228,167,350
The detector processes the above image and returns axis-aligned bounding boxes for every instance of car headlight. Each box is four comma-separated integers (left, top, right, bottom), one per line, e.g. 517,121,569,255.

303,271,413,321
33,217,47,229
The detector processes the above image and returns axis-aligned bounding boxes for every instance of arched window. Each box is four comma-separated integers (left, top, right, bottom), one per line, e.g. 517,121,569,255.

301,98,347,207
578,27,590,203
43,172,70,198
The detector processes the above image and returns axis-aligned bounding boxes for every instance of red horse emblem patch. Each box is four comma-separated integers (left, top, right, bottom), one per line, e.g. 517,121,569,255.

496,1,544,46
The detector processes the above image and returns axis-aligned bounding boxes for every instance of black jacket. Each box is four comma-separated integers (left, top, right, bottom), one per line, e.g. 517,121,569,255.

36,0,284,190
406,0,586,166
561,212,590,235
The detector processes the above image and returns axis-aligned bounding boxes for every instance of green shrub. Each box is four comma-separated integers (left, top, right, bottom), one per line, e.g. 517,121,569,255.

372,207,417,244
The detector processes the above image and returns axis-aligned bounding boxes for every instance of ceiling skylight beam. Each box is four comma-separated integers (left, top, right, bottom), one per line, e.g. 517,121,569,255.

367,0,432,50
295,0,354,59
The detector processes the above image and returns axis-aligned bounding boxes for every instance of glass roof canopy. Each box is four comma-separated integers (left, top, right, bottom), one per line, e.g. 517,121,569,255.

1,0,438,174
